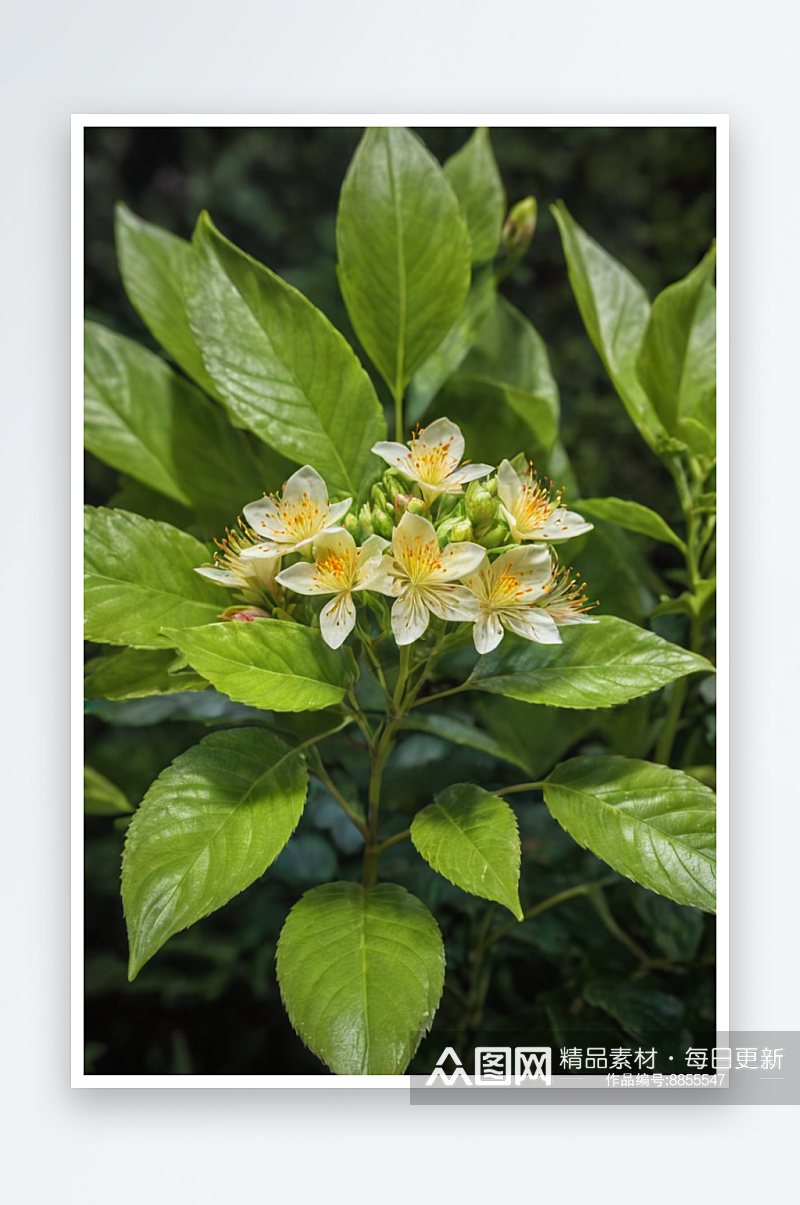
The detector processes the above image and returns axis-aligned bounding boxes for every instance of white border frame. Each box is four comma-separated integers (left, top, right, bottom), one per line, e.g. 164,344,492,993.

73,113,728,1088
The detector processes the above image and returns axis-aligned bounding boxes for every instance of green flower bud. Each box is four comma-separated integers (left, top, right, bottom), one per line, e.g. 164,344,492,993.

435,514,474,547
477,516,511,549
502,196,538,254
405,497,430,518
436,491,461,520
357,503,375,540
382,469,409,500
371,506,395,540
485,475,498,497
343,513,361,537
465,479,497,527
371,483,390,512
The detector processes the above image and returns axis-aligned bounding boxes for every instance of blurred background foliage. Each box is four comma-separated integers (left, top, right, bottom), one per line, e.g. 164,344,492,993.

84,126,715,1074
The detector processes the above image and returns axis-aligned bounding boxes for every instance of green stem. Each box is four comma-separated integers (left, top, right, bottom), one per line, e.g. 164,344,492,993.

407,682,470,711
485,877,617,949
376,827,411,854
394,386,404,442
345,689,374,748
392,644,413,711
491,781,545,796
589,885,651,964
307,755,368,839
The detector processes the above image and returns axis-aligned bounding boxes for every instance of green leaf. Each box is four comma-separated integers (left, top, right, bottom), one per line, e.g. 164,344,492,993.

400,711,531,774
166,621,356,712
84,647,208,700
577,497,686,553
336,126,471,398
636,243,716,437
84,765,133,815
551,202,663,449
123,728,309,977
276,882,444,1074
583,981,685,1038
84,321,270,526
543,755,716,911
114,202,223,400
84,507,223,648
443,127,506,264
185,212,385,501
467,615,713,709
406,269,496,425
411,783,523,920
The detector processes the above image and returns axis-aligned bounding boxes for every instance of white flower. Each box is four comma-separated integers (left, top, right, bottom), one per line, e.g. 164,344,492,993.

240,465,352,559
497,458,592,543
276,531,388,649
372,417,493,506
195,522,281,601
464,546,563,653
369,511,485,645
538,563,599,628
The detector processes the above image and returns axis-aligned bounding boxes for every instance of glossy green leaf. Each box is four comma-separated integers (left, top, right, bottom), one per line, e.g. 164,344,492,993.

84,765,133,815
551,202,663,448
166,621,355,712
276,882,444,1074
84,507,223,648
467,615,713,709
636,243,716,437
411,783,523,920
406,269,496,424
115,202,222,399
123,728,309,977
440,296,559,462
543,755,716,911
336,126,471,399
577,497,686,553
84,321,269,525
443,127,506,264
185,212,385,500
84,647,207,700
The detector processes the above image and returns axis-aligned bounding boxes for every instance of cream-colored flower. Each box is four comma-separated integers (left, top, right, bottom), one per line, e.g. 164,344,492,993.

464,546,562,653
537,563,599,628
497,459,592,543
369,511,485,645
195,522,281,601
372,417,493,506
241,465,352,559
276,531,388,649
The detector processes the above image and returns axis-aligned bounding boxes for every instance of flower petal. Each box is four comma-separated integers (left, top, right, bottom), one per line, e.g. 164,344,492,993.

327,498,354,525
282,464,329,511
473,612,504,654
312,528,357,562
424,584,481,622
243,495,284,539
434,541,487,581
503,608,563,644
276,561,331,596
418,417,465,466
496,459,522,511
364,556,400,596
359,534,390,561
371,441,415,476
536,508,593,542
491,544,553,587
240,540,284,559
319,592,356,649
194,566,239,587
392,589,430,645
446,462,494,486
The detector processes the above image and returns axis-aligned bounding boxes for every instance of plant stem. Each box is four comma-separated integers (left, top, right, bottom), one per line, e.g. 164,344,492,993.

394,386,404,442
376,827,411,854
491,781,545,796
588,885,652,964
307,749,367,838
485,877,617,949
407,682,470,710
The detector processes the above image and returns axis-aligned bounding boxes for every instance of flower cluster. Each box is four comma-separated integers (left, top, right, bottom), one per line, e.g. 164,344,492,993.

197,418,597,652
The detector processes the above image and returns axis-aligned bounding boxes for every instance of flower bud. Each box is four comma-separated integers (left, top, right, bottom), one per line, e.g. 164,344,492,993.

477,516,511,549
465,479,497,527
220,605,270,622
343,512,361,538
435,514,474,547
357,503,375,540
405,497,430,518
502,196,538,254
382,469,409,500
436,491,461,520
371,506,395,540
371,482,390,514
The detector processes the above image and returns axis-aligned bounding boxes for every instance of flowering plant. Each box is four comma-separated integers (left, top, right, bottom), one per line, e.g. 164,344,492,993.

84,126,716,1075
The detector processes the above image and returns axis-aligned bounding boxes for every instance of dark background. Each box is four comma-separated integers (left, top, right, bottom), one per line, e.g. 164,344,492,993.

84,125,716,1075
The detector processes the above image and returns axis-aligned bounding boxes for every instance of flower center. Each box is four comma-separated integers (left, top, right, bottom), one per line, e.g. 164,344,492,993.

280,491,327,541
316,549,356,591
541,567,595,618
489,567,536,610
513,471,562,532
399,535,444,585
409,433,457,485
